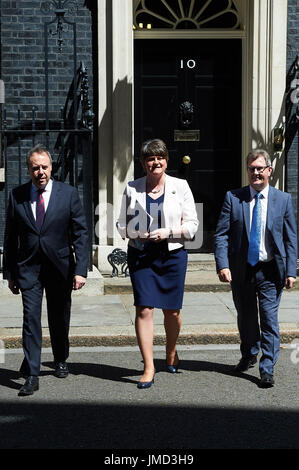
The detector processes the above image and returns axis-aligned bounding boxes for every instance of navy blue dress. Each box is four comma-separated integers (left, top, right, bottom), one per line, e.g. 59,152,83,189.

127,193,187,309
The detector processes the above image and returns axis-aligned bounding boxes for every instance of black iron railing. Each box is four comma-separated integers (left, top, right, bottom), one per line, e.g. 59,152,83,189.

0,105,94,271
0,0,95,270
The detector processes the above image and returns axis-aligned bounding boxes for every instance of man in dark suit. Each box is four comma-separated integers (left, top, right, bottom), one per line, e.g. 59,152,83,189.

3,144,89,396
214,149,297,387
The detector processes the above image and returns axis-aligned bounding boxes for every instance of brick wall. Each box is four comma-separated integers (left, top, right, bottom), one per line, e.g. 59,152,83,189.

286,0,299,244
0,0,97,246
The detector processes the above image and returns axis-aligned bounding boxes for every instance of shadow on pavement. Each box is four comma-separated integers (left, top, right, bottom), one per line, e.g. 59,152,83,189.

0,400,298,449
43,361,140,384
153,358,261,386
0,357,262,392
0,356,298,449
42,359,261,386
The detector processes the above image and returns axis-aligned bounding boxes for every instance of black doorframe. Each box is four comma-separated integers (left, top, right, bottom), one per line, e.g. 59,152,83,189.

134,37,242,252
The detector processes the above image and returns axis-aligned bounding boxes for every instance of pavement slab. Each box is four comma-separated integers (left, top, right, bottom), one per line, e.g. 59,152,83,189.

0,288,298,348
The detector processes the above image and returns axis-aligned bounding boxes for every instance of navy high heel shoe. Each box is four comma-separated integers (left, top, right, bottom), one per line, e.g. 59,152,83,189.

166,363,179,374
166,353,179,373
137,370,155,389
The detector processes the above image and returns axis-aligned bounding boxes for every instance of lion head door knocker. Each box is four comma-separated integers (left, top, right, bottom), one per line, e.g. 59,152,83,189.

179,101,194,128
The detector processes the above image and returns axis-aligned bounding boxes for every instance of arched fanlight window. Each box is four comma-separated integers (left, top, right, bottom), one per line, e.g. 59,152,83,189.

133,0,240,30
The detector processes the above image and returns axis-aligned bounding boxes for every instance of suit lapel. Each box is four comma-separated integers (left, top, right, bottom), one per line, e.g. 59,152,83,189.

133,176,147,210
242,186,251,240
164,174,174,203
23,182,39,232
266,185,276,231
40,179,60,232
163,174,176,223
129,176,152,235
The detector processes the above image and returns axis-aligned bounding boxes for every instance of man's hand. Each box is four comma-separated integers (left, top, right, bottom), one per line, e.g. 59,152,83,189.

285,276,296,289
218,268,232,283
8,280,20,295
73,275,86,290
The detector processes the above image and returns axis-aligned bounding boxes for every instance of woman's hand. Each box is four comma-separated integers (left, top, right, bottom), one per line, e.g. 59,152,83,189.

137,231,150,241
126,230,149,241
148,228,170,242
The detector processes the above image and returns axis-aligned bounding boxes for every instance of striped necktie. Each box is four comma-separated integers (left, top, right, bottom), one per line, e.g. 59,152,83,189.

36,188,45,230
247,192,262,266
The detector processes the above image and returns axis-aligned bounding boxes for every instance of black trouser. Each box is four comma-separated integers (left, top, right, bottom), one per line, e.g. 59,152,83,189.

20,258,73,377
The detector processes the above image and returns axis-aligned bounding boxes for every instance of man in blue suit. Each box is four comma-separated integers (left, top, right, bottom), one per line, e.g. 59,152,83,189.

214,149,297,387
3,144,89,396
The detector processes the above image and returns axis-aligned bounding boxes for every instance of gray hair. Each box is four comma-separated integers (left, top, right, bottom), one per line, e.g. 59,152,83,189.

27,144,52,166
246,149,271,167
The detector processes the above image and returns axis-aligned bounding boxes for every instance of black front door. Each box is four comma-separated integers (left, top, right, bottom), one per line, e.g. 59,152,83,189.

134,38,242,251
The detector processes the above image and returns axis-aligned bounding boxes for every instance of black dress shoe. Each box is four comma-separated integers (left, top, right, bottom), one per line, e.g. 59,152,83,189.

260,373,274,388
234,356,257,372
54,362,69,378
18,376,39,396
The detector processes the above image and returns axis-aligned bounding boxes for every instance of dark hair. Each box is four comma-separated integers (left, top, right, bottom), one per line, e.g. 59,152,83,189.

140,139,169,163
27,144,52,166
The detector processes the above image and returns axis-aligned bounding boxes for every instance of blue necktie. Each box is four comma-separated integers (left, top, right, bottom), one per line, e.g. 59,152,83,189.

248,193,262,266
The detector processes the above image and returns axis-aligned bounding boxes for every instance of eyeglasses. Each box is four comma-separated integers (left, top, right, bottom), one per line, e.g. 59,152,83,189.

247,165,270,174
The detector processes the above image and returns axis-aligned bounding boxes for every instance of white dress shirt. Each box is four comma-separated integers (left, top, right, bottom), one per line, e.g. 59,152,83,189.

249,184,273,262
30,178,53,220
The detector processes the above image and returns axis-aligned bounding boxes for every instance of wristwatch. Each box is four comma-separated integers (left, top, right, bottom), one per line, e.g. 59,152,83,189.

169,228,174,239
